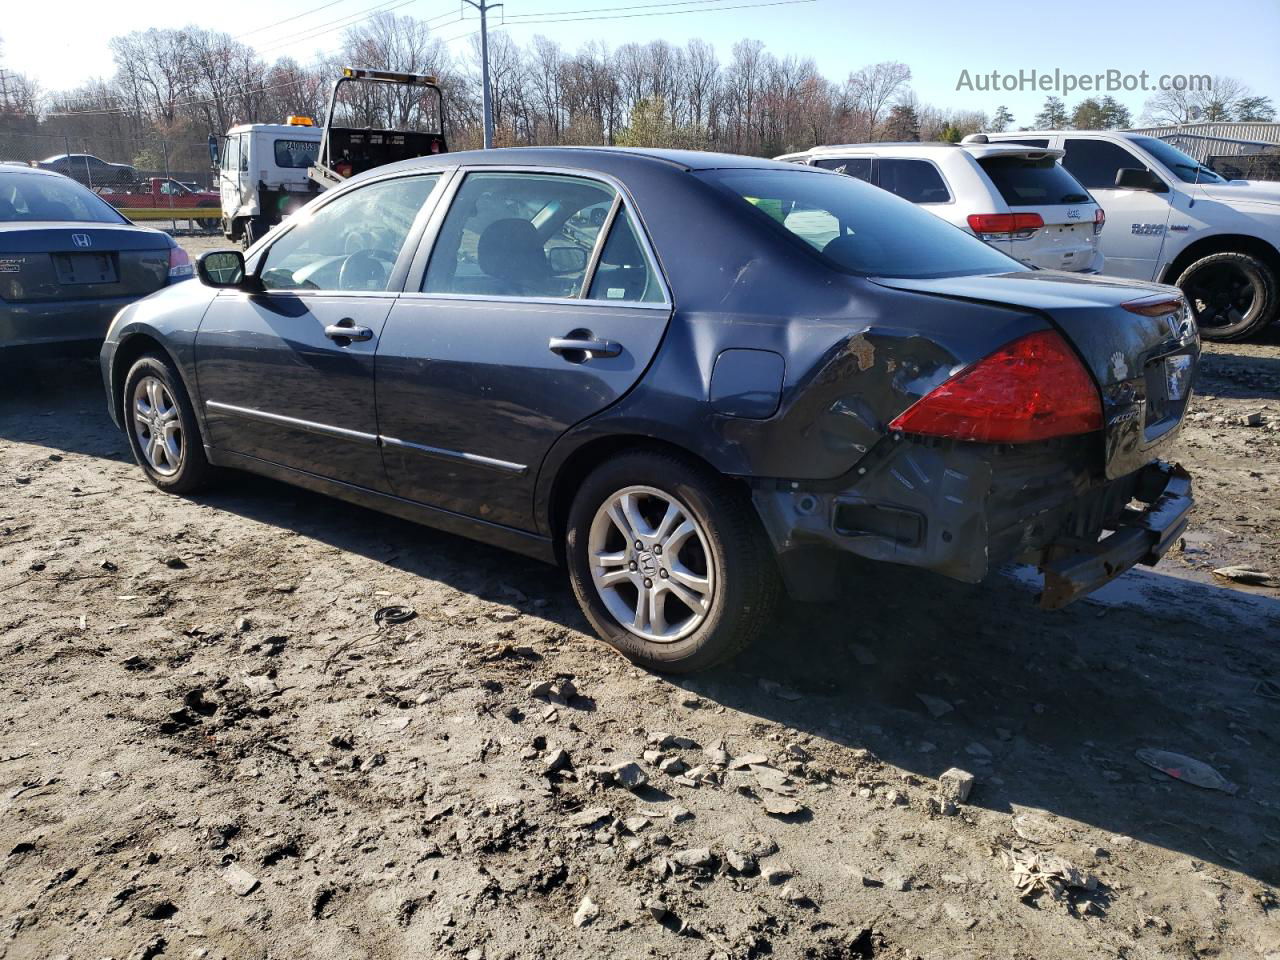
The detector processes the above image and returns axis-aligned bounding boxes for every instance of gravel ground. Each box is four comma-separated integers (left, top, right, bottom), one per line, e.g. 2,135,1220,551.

0,284,1278,960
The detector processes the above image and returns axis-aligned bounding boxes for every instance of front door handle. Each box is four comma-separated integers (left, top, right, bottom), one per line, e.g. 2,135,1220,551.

549,331,622,361
324,318,374,343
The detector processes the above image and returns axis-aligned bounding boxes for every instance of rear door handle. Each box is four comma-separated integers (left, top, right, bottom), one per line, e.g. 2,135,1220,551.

324,319,374,343
549,333,622,360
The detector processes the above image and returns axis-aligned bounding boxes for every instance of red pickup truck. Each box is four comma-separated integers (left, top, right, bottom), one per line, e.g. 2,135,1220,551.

101,178,220,224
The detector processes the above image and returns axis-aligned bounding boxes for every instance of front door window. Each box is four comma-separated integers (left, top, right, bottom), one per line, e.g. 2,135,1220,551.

258,174,439,292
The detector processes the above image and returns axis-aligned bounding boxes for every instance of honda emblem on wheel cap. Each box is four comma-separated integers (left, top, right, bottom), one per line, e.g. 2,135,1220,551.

72,233,92,248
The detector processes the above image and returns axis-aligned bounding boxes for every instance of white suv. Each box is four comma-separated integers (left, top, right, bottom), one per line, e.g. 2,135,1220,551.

975,130,1280,341
776,142,1106,274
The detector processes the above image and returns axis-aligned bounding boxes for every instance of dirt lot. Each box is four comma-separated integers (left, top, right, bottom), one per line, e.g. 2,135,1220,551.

1,285,1278,959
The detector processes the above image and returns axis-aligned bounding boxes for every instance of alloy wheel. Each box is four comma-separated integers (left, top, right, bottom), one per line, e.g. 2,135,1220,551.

587,485,716,642
1184,261,1258,330
132,376,183,477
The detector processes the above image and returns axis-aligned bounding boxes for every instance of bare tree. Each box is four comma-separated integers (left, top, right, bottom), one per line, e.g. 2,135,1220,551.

846,61,911,134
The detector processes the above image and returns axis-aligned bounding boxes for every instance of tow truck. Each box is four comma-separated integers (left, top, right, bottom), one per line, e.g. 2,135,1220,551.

213,68,447,246
308,67,448,191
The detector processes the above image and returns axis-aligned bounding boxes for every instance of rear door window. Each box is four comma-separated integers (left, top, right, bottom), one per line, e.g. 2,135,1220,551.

1062,139,1148,190
876,159,951,203
813,157,874,183
978,155,1092,206
423,172,615,299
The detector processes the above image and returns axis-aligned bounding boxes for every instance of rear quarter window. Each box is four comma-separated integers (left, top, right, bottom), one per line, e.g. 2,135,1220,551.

978,155,1092,206
875,159,951,203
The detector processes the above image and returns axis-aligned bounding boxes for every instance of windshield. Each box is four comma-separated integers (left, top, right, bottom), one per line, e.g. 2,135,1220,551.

699,168,1025,279
0,171,127,224
1131,136,1226,184
978,154,1092,206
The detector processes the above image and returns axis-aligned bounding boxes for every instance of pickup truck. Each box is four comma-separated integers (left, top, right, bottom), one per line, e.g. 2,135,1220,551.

102,178,220,225
973,130,1280,341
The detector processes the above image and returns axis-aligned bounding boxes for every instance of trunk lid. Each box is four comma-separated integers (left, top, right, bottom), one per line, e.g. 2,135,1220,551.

0,223,170,303
1007,203,1100,272
872,270,1199,479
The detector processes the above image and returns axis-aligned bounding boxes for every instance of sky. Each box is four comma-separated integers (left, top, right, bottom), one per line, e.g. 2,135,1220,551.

2,0,1278,126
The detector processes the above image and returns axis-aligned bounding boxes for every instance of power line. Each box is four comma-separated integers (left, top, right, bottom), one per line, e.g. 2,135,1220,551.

498,0,816,26
498,0,749,20
233,0,353,39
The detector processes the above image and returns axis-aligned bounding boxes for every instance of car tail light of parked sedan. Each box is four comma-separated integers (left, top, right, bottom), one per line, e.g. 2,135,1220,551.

1094,206,1106,235
888,330,1103,444
98,147,1197,675
168,245,194,280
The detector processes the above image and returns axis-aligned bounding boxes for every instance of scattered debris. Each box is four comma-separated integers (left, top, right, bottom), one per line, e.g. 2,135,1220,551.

916,693,954,718
573,894,599,928
374,605,417,626
1135,748,1239,794
999,847,1097,904
1212,565,1276,586
938,768,975,803
762,795,806,817
221,863,260,897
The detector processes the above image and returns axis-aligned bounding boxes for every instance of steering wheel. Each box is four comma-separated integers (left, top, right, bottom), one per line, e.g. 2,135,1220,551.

337,249,396,291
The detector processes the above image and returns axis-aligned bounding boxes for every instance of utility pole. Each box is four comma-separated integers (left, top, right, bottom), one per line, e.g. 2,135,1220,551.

461,0,502,148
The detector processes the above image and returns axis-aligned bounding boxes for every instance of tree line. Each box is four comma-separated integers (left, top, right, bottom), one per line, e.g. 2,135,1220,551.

0,15,1274,175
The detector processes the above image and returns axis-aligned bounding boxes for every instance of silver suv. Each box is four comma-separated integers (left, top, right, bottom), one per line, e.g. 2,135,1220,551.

777,142,1106,273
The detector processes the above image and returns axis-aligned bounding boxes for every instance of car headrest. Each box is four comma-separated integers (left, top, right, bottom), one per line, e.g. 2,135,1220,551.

477,218,550,293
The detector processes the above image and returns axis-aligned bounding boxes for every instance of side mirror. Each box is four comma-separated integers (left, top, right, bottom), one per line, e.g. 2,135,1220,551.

547,245,589,275
197,250,257,290
208,135,219,167
1115,167,1168,193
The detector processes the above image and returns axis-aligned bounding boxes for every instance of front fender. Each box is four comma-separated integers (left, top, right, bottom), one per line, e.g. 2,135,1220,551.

100,281,220,432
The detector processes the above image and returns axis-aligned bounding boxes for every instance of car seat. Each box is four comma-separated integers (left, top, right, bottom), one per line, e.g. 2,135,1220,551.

477,218,553,296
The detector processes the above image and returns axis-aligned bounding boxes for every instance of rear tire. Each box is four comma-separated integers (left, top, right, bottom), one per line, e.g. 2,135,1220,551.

565,450,780,673
1177,251,1277,342
122,354,214,495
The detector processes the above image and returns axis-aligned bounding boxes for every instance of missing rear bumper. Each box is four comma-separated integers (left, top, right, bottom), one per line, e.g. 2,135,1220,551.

1038,461,1193,609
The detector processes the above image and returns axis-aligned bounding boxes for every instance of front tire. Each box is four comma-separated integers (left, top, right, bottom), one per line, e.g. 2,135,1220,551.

565,451,780,673
122,354,213,494
1177,251,1277,342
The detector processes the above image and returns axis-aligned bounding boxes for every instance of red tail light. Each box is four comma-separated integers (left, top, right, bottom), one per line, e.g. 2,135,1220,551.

888,330,1102,444
966,213,1044,238
167,245,193,280
1121,294,1183,317
1093,207,1105,235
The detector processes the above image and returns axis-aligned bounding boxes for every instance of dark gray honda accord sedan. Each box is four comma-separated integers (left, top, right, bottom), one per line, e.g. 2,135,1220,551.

1,165,192,357
100,147,1196,672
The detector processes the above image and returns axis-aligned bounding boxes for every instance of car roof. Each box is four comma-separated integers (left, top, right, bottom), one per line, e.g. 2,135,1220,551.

985,130,1142,140
375,145,807,177
1,164,70,179
779,142,1064,160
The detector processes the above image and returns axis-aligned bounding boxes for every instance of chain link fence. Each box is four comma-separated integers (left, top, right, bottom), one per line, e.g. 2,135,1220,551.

0,131,221,233
1210,151,1280,182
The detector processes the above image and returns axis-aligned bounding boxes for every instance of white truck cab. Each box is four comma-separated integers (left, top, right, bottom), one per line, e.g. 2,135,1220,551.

975,130,1280,340
777,142,1106,274
217,118,322,246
